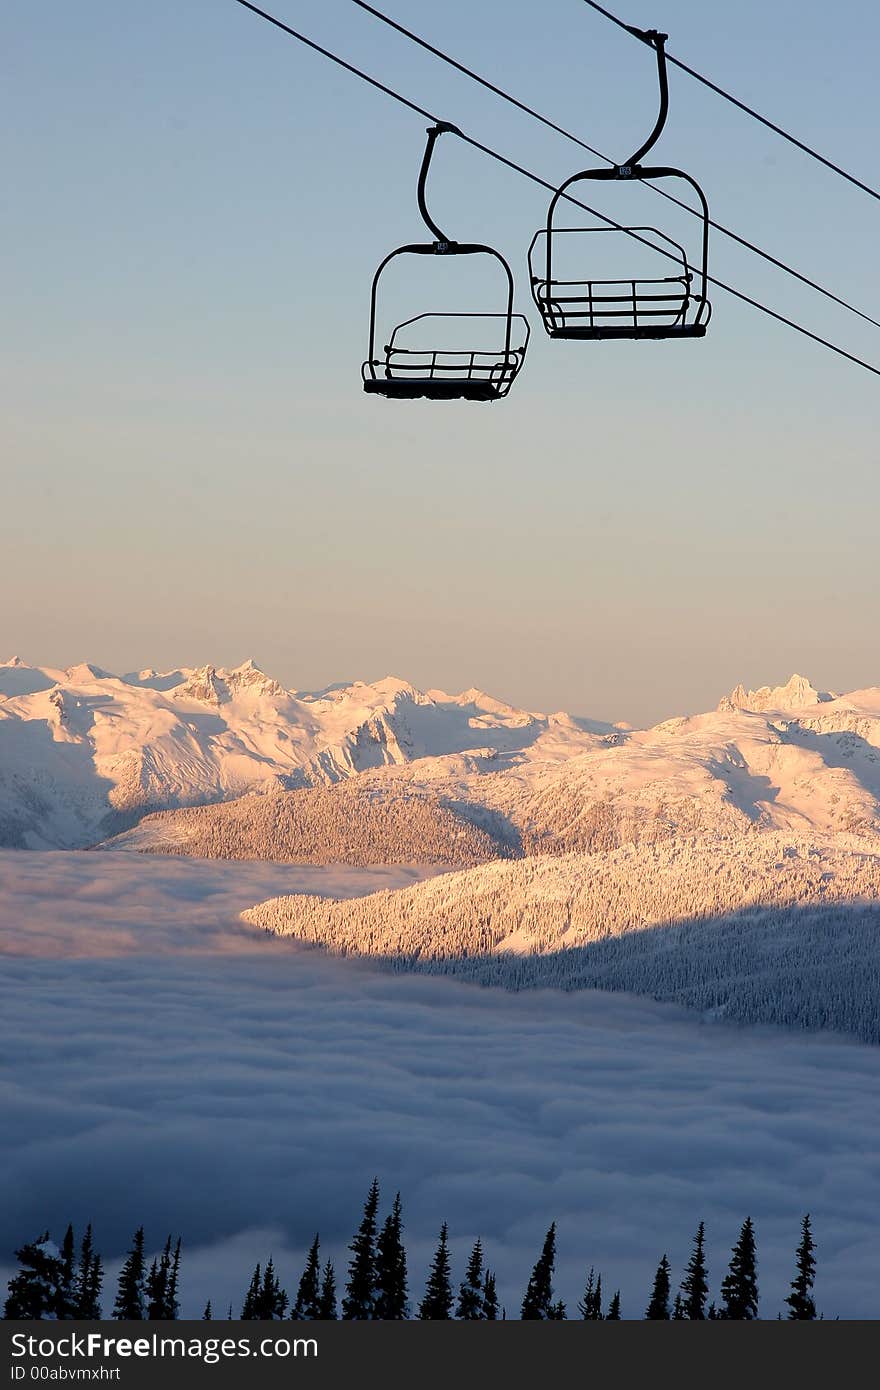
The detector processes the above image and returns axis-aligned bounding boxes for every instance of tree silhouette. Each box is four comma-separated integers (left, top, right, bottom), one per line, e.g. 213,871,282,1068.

521,1224,560,1320
456,1240,485,1320
342,1179,380,1320
375,1194,408,1319
482,1270,499,1321
785,1215,817,1321
578,1267,603,1319
113,1228,146,1320
419,1224,453,1320
291,1235,321,1320
241,1264,261,1320
4,1234,65,1319
646,1255,671,1319
720,1218,759,1320
75,1225,103,1320
318,1260,338,1319
680,1222,709,1319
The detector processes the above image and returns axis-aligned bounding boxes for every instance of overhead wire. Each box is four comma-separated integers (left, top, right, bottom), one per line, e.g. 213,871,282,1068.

347,0,880,333
232,0,880,380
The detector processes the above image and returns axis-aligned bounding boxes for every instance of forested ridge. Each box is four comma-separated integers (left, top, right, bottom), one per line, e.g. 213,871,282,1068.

244,833,880,1041
105,784,505,867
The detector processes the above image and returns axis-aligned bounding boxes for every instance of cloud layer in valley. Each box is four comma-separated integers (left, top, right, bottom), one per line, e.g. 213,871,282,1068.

0,850,433,958
2,854,879,1318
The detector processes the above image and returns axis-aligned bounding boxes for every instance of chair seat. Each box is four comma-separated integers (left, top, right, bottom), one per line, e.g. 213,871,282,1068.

363,377,503,401
547,323,707,340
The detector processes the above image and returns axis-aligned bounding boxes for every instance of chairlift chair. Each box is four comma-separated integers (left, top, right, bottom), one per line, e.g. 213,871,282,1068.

363,124,530,400
529,29,711,341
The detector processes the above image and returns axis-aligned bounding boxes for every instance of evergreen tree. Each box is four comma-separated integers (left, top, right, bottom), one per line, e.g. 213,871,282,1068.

606,1290,621,1321
145,1258,163,1321
375,1194,408,1320
720,1218,759,1320
4,1233,66,1319
291,1235,322,1320
57,1225,77,1319
578,1267,594,1319
144,1235,179,1320
318,1260,337,1320
548,1299,568,1320
456,1240,485,1320
113,1227,146,1320
645,1255,671,1319
680,1221,709,1320
672,1293,685,1319
241,1258,287,1319
419,1223,453,1320
241,1264,262,1319
75,1226,103,1320
203,1300,213,1321
342,1179,380,1320
578,1267,603,1319
260,1258,288,1319
785,1215,817,1321
145,1240,169,1321
482,1271,499,1321
167,1239,181,1320
521,1223,559,1320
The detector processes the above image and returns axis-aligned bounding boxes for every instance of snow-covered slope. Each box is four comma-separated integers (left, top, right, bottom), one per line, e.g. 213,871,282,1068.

495,687,880,853
101,783,508,867
243,832,880,1041
244,831,880,957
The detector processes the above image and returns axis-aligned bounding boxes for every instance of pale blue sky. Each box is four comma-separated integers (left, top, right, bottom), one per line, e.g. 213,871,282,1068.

3,1,879,724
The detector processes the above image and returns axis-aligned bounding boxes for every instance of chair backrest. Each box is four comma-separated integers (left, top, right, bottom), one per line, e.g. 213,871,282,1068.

535,165,711,333
365,245,521,381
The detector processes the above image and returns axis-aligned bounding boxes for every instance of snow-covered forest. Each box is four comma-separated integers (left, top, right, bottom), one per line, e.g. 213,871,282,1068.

104,784,505,867
244,833,880,1042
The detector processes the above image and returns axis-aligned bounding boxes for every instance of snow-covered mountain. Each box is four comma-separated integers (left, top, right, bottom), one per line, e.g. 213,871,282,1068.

0,656,593,848
3,655,880,856
493,680,880,853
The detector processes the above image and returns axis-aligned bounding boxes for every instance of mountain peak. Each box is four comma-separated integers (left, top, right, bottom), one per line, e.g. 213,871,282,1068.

64,662,114,682
719,674,832,713
225,659,286,698
2,655,26,668
356,675,426,704
454,687,526,718
176,664,225,704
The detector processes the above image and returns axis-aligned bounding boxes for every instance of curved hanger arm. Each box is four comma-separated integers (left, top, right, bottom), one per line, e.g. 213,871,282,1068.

416,122,462,245
625,28,669,167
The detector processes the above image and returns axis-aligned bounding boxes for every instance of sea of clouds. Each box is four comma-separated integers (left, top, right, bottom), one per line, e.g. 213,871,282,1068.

2,852,879,1318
